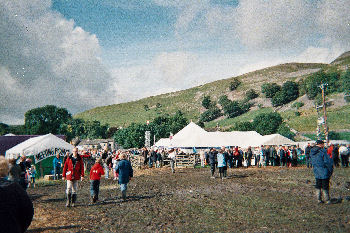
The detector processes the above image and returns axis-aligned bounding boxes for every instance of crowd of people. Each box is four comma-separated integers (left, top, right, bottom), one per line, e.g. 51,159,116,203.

0,140,349,231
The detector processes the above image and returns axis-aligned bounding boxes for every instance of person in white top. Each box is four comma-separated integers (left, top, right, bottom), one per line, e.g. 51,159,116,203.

168,149,176,173
199,150,206,167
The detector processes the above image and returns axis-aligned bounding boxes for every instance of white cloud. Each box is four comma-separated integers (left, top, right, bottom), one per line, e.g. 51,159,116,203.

0,0,115,124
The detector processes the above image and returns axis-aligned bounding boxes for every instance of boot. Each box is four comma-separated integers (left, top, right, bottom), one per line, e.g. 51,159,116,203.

66,193,72,207
316,189,323,204
121,190,127,201
92,195,98,203
71,194,77,207
323,190,331,204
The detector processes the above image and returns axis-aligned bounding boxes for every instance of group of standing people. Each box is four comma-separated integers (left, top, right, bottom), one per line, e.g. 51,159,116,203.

61,147,133,207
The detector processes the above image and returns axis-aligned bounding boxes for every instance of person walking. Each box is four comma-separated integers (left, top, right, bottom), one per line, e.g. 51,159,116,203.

115,153,133,201
89,158,104,204
62,147,84,207
310,140,333,204
53,154,62,180
200,149,206,168
18,155,30,191
27,165,36,188
246,146,253,167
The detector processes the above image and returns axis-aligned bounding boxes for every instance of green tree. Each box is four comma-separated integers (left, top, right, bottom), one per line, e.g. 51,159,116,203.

261,83,281,98
25,105,72,135
271,90,288,107
277,124,295,140
229,78,241,91
282,81,299,102
202,95,212,109
200,107,222,122
223,100,251,118
144,105,150,111
252,112,283,135
0,123,9,135
340,69,350,92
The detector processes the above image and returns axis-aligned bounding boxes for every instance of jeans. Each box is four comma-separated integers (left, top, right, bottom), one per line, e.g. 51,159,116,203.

104,163,109,179
306,156,312,168
90,180,100,198
54,166,61,180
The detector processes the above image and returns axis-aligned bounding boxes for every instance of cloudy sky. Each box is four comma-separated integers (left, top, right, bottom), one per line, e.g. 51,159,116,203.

1,0,349,124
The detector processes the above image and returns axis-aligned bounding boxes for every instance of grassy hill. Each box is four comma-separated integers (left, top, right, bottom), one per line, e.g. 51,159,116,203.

75,52,350,134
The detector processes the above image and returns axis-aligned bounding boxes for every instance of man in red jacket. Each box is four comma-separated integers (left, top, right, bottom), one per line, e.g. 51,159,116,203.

89,158,104,203
62,147,84,207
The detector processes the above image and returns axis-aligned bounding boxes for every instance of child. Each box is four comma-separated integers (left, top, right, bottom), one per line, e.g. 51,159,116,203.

217,149,227,179
27,165,36,188
89,158,105,203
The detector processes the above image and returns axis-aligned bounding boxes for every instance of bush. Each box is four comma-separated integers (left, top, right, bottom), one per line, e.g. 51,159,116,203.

222,100,251,118
245,89,259,100
294,111,301,116
282,81,299,102
229,78,241,91
202,95,212,109
233,121,254,131
303,70,340,99
271,90,288,107
218,95,231,107
261,83,281,98
291,102,304,109
277,124,295,140
200,107,222,122
252,112,283,135
340,69,350,92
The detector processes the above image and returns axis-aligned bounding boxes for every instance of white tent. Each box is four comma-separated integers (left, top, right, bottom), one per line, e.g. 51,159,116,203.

156,122,264,148
5,133,73,163
258,134,295,146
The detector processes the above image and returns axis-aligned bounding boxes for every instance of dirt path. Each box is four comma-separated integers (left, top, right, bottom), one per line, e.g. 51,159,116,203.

27,166,350,232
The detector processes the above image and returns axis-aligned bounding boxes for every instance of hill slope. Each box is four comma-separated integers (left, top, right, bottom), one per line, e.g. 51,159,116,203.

75,52,350,133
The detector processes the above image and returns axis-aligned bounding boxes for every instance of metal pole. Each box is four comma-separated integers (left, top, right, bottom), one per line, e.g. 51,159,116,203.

320,84,329,144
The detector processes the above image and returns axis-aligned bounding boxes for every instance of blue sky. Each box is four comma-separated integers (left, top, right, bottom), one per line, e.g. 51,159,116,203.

0,0,349,124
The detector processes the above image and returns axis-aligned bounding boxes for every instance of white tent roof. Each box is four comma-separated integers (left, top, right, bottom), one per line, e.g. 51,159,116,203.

4,133,16,136
259,134,295,146
5,133,74,160
156,122,264,148
154,138,171,147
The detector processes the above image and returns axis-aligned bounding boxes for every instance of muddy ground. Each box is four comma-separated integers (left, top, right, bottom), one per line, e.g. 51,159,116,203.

27,166,350,232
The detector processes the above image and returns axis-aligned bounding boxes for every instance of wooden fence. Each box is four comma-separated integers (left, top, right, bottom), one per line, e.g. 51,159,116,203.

129,154,200,169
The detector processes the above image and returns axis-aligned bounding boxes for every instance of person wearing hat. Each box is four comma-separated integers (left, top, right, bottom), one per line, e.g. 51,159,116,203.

310,140,334,204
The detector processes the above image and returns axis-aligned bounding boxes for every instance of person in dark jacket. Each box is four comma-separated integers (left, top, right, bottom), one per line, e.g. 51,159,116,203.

0,156,34,233
310,140,333,204
8,158,21,184
18,155,30,190
208,148,218,178
115,153,133,200
305,143,312,168
332,144,340,167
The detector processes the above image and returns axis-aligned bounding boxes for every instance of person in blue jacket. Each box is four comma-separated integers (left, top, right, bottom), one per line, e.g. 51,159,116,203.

52,154,62,180
310,140,333,204
115,153,133,201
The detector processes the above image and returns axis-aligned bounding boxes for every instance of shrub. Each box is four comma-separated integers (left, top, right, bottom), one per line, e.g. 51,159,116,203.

200,107,222,122
291,102,304,109
233,121,254,131
202,95,212,109
271,90,288,107
277,124,295,140
229,78,241,91
261,83,281,98
218,95,231,107
245,89,259,100
294,111,301,116
282,81,299,102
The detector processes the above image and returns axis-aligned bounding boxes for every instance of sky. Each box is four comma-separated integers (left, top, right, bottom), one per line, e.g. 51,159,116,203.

1,0,349,125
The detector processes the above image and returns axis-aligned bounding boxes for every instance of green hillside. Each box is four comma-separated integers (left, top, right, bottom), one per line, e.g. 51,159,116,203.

75,52,350,133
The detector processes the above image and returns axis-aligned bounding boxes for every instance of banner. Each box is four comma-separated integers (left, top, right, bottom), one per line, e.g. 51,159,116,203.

34,148,70,164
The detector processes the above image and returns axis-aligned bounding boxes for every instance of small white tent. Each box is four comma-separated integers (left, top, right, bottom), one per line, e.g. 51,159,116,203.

259,134,295,146
5,133,73,163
